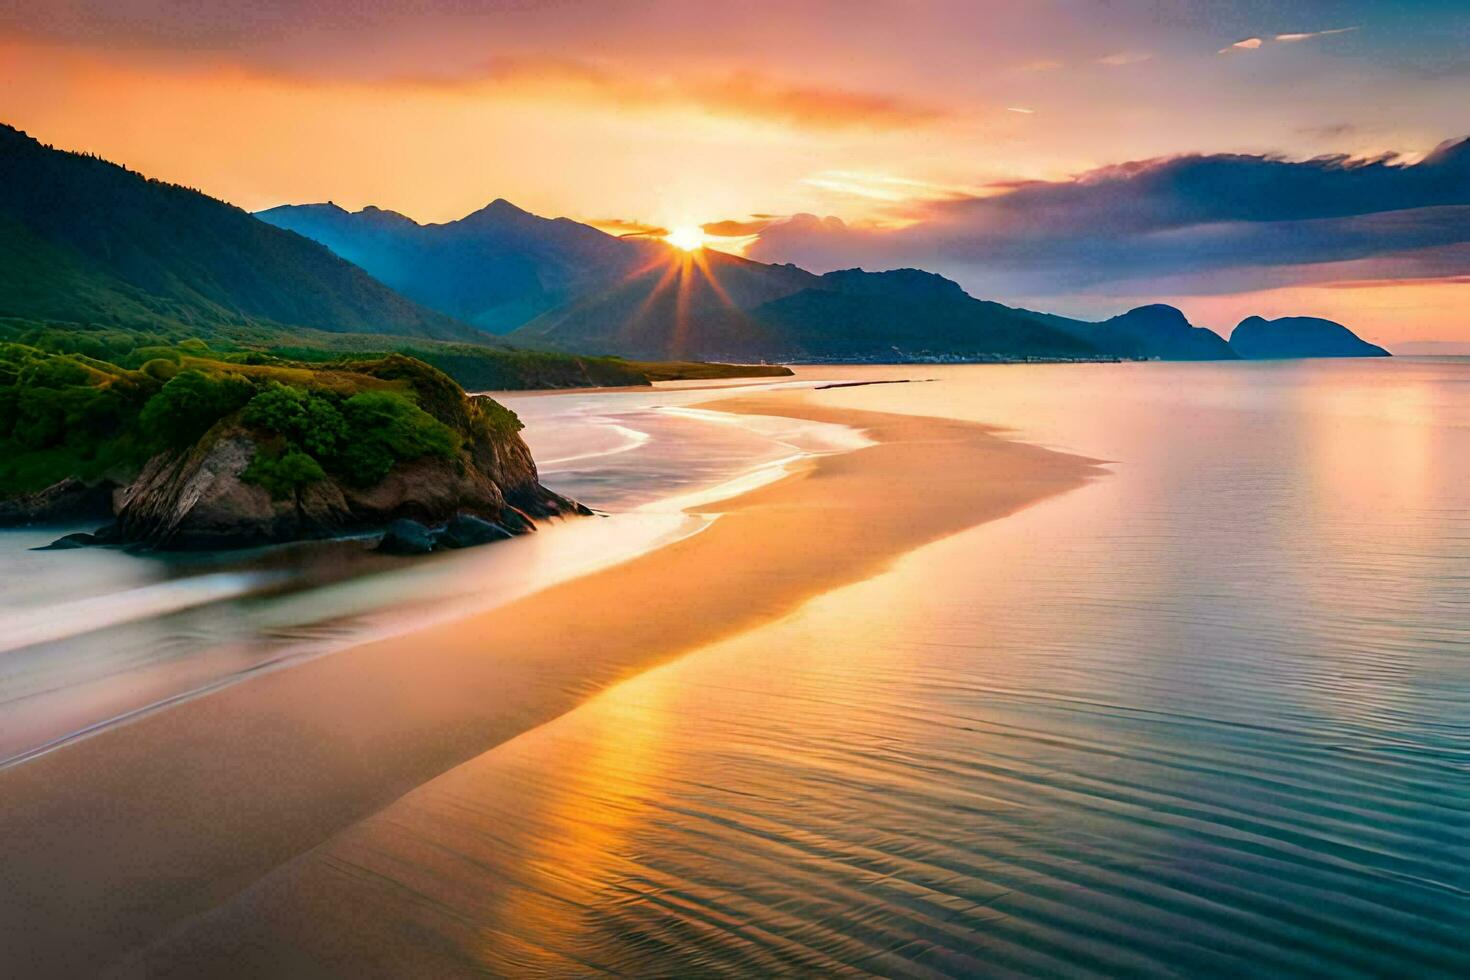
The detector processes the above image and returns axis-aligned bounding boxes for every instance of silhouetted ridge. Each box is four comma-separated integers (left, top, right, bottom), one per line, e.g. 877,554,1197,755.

1030,304,1238,360
820,268,969,301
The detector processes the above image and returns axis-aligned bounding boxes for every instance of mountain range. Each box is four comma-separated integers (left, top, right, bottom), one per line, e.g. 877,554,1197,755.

260,200,1390,363
257,199,663,332
1,121,1390,366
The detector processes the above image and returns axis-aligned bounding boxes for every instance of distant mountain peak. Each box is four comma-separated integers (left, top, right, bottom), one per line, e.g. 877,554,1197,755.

461,198,534,223
1046,303,1239,359
256,193,660,333
352,204,420,228
1114,303,1189,324
1421,135,1470,169
257,201,348,219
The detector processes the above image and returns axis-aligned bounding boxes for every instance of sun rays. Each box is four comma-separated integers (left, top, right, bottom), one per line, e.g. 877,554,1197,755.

614,239,741,357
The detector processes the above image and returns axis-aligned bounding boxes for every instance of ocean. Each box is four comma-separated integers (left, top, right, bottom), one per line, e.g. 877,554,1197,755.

2,359,1467,974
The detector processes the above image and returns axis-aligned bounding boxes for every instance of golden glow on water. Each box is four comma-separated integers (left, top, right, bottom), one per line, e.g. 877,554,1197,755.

1301,370,1437,519
468,679,672,970
91,361,1470,974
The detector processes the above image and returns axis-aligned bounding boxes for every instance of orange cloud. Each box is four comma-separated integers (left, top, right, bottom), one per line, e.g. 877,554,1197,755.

467,59,949,130
2,34,947,135
1220,38,1264,53
275,55,950,131
701,218,779,236
586,218,669,238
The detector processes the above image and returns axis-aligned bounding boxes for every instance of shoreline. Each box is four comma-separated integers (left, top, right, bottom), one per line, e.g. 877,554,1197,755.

0,389,854,770
0,388,1104,975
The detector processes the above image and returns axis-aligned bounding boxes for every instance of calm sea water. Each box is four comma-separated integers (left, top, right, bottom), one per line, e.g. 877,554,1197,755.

267,358,1468,976
4,360,1468,975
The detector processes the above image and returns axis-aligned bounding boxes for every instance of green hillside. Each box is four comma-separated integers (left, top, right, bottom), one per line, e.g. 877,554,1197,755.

0,123,476,341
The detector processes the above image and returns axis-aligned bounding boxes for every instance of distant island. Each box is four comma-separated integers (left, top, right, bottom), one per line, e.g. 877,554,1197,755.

1230,316,1390,359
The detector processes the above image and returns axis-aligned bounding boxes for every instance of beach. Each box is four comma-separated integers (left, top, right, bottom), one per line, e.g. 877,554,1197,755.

0,384,1102,975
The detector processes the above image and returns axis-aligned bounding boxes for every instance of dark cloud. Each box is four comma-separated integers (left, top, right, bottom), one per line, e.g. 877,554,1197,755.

749,138,1470,298
1298,122,1359,140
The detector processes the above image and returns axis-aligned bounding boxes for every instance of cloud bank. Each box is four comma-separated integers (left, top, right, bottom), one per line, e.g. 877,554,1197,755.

747,138,1470,304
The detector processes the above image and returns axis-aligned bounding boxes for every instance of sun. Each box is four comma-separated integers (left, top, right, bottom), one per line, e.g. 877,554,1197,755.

664,225,707,251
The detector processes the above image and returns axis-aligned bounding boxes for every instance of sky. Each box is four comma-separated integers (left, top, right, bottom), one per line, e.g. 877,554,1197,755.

2,0,1467,342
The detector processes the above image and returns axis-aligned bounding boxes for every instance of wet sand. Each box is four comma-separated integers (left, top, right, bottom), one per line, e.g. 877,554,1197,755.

0,389,1102,976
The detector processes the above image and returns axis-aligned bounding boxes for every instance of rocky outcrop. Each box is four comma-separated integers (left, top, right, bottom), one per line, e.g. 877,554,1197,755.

92,411,583,551
107,432,341,549
6,353,587,551
34,531,105,550
439,514,514,549
0,477,115,527
373,513,520,554
375,519,438,555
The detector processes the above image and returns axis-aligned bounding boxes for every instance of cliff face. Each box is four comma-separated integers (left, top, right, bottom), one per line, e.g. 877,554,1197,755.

105,413,575,550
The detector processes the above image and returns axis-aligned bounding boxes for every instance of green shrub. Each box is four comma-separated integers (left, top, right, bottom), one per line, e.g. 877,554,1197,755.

352,354,466,426
241,383,458,487
10,388,65,448
470,396,523,438
19,356,90,389
140,358,181,381
242,382,347,458
0,344,494,497
242,448,326,499
138,369,255,448
130,346,185,366
334,390,460,486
